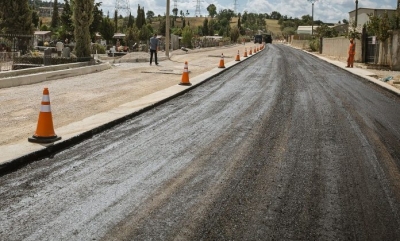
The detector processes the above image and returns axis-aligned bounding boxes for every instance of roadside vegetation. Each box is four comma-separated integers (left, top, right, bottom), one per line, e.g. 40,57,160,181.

2,0,400,58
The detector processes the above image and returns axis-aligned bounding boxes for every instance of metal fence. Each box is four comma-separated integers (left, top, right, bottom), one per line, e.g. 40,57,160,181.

366,36,379,64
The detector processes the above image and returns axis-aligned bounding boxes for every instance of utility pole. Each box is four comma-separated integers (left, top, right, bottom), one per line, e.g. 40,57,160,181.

307,0,318,36
355,0,358,30
166,0,170,58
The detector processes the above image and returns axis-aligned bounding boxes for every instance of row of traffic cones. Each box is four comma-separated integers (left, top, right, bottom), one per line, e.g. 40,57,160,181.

184,45,266,84
28,45,265,144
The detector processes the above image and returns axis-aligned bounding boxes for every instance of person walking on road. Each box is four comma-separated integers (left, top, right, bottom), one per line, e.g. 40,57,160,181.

346,38,356,68
149,33,159,66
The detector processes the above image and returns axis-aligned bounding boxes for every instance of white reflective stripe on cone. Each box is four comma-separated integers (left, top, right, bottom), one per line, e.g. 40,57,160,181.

41,105,51,112
42,95,50,102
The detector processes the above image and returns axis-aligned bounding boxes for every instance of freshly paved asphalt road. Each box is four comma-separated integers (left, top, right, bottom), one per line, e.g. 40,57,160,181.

1,44,400,240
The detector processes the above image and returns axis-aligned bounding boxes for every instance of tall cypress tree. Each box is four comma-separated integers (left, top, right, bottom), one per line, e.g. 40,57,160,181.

141,7,146,26
114,10,118,32
73,0,94,58
128,12,134,28
136,5,142,29
61,0,74,38
51,0,59,29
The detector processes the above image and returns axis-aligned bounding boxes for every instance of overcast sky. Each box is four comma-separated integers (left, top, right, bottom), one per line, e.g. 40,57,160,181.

97,0,397,23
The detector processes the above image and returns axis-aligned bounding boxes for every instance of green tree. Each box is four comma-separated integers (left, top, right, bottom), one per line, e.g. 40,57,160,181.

206,4,217,18
217,9,234,22
181,25,193,48
128,12,134,28
203,18,209,36
230,25,240,42
125,26,139,48
136,5,146,29
31,8,40,28
367,11,390,42
99,16,114,44
146,10,154,23
139,24,151,41
158,18,166,36
90,2,103,41
270,11,282,20
114,10,118,32
172,8,178,21
60,0,74,40
73,0,94,58
237,14,245,35
315,24,338,38
0,0,33,34
208,18,216,36
51,0,59,29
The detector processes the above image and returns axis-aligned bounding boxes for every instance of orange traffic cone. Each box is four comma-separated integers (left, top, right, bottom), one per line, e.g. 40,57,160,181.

235,50,240,61
218,53,225,68
179,61,191,86
244,48,248,57
28,88,61,143
249,47,252,55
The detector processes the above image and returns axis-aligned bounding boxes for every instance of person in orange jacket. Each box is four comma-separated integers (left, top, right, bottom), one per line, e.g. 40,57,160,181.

346,38,356,68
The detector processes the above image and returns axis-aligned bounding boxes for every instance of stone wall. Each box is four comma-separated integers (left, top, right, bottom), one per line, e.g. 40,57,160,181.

322,37,362,62
290,40,309,50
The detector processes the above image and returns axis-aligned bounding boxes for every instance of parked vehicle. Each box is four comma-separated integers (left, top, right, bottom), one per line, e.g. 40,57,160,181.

254,35,263,44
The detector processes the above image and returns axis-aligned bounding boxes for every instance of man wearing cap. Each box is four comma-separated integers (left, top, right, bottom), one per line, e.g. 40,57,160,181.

346,38,356,68
149,33,159,66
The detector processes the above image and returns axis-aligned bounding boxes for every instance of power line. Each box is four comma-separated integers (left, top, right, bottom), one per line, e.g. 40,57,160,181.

233,0,239,14
193,0,203,16
115,0,131,16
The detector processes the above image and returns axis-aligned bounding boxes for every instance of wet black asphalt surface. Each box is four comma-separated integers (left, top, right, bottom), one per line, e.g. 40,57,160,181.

1,44,400,240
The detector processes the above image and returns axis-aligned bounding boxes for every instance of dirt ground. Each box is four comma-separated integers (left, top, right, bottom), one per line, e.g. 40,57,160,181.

0,43,260,146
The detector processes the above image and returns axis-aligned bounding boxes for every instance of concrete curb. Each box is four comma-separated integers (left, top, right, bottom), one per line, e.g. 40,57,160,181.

0,62,112,89
0,47,264,176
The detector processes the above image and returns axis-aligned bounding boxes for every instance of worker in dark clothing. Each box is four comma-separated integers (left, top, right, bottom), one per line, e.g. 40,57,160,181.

149,33,159,66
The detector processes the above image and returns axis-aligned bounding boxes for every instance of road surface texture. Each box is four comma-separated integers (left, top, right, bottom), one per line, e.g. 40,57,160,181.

1,44,400,240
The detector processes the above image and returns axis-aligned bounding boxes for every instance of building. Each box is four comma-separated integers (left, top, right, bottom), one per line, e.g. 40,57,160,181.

296,26,319,35
38,7,64,17
331,23,349,36
349,8,396,32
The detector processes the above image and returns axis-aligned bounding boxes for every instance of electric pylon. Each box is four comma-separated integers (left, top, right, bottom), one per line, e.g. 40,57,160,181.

115,0,131,16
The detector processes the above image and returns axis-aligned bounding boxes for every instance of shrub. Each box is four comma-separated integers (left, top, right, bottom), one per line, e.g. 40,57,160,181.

91,43,106,54
309,38,319,52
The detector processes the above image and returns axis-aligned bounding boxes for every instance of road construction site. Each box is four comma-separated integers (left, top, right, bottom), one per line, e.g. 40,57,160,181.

1,43,400,240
